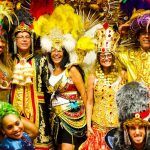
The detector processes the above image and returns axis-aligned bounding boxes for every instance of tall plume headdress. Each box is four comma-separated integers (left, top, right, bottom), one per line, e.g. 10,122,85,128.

0,1,18,32
33,4,84,65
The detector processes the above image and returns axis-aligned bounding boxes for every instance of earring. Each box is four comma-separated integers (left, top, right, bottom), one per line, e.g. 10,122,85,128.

14,40,17,54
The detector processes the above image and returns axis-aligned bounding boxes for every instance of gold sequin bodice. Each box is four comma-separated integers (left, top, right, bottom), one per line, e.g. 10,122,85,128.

92,67,122,127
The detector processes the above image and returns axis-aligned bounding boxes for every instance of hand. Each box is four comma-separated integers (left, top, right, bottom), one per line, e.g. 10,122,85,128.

86,126,94,137
0,81,11,90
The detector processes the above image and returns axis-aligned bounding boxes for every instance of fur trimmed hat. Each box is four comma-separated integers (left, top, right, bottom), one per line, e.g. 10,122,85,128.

116,81,150,127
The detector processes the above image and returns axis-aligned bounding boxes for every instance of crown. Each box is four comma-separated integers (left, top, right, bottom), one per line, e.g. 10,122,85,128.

95,23,120,53
14,22,33,36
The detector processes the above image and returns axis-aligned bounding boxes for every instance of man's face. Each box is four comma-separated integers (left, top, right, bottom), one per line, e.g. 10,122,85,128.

0,39,6,55
128,125,146,147
16,31,31,53
138,30,150,51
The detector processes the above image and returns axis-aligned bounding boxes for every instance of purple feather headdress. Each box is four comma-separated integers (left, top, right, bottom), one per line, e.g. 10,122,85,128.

130,13,150,33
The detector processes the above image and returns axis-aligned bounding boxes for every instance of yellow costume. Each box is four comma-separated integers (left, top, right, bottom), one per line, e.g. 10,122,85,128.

118,47,150,87
92,69,121,128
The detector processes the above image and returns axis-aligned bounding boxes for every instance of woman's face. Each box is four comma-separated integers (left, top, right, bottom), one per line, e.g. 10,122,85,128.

99,52,113,68
138,30,150,51
2,114,24,140
51,48,63,66
0,39,6,55
16,31,31,53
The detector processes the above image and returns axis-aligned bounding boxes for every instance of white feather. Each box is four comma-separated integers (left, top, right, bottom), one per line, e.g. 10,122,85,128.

41,36,52,53
70,52,78,64
85,23,103,37
63,34,76,52
83,51,97,65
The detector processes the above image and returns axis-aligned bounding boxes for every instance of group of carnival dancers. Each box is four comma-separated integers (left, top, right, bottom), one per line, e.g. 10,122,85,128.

0,0,149,150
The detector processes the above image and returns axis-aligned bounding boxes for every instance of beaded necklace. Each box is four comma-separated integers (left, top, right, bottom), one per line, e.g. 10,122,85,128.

95,63,118,86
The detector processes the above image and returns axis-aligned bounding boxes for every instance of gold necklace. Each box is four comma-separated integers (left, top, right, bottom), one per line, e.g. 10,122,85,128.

96,64,118,86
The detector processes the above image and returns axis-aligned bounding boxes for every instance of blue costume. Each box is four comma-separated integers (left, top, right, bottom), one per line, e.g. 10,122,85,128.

0,132,34,150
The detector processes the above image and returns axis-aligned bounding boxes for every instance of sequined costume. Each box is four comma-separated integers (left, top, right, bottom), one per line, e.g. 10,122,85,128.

0,132,34,150
48,65,86,145
0,62,12,102
118,47,150,87
80,64,123,150
10,54,53,150
92,68,121,128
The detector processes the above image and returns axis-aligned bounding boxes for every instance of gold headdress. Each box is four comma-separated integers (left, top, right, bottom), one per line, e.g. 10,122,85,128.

13,22,33,36
95,23,120,53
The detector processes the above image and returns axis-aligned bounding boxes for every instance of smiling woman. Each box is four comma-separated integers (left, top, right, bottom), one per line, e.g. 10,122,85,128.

47,38,87,150
79,25,127,150
0,102,35,150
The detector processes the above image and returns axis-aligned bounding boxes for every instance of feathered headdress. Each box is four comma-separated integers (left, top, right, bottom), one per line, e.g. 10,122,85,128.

119,9,150,34
34,4,84,64
30,0,54,20
0,0,18,41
